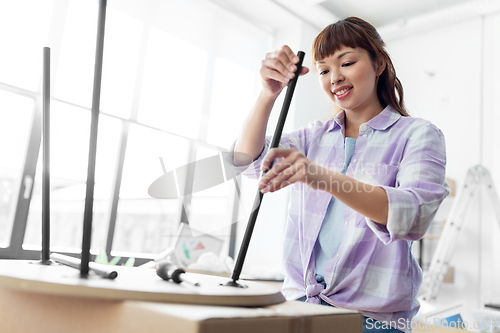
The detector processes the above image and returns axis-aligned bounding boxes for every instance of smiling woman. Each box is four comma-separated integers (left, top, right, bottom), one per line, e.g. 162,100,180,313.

316,46,384,126
233,16,450,333
312,16,408,119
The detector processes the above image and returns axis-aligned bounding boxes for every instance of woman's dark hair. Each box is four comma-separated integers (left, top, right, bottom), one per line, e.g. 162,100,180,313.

312,17,409,117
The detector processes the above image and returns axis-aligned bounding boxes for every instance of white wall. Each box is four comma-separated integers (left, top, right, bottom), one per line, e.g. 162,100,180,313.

483,12,500,308
385,13,500,308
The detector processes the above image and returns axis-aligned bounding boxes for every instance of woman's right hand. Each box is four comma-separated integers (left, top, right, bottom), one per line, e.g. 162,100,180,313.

260,45,309,98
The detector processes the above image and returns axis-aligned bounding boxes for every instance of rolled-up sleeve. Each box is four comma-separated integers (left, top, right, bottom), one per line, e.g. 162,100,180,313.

366,123,451,244
227,139,270,180
227,122,315,180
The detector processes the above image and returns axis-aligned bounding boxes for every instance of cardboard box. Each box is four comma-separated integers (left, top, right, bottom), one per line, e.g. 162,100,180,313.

0,287,363,333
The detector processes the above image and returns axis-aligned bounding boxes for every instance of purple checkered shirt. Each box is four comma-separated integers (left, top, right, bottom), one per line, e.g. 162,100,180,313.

232,106,450,332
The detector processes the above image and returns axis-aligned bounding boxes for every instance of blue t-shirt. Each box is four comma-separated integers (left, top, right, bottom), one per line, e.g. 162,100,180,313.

314,137,357,277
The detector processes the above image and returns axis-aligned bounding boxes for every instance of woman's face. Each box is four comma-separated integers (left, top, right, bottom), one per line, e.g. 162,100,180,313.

316,46,382,113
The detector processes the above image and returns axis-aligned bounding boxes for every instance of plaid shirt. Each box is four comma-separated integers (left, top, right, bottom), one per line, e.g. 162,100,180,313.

235,106,450,332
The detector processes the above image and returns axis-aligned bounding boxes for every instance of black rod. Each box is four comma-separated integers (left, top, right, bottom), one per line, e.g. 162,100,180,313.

41,47,51,263
229,51,305,285
104,122,129,256
51,253,117,280
81,0,107,277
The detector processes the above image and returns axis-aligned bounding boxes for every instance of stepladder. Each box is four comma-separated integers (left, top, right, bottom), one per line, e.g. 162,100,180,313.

419,165,500,303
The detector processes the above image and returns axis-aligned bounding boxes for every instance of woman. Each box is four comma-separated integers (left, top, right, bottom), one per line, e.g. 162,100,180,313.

232,17,450,333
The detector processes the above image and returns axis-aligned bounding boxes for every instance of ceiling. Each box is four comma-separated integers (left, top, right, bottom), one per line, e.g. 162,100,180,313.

313,0,476,27
210,0,500,41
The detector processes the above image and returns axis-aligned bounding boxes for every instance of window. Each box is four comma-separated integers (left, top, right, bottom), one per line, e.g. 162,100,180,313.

24,106,121,252
206,57,256,147
0,92,33,247
0,0,272,273
0,0,54,91
100,7,142,119
54,0,98,108
0,0,53,250
138,27,207,139
114,124,189,255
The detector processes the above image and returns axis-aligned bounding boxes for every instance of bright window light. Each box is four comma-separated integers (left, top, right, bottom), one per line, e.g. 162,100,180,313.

1,0,272,264
137,27,207,139
0,0,53,91
0,91,33,246
54,0,98,107
114,123,189,254
100,7,143,118
188,146,235,237
24,103,121,251
206,57,256,148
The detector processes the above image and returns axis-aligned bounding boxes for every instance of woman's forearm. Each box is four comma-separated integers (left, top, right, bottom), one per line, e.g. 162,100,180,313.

233,91,277,166
312,169,389,225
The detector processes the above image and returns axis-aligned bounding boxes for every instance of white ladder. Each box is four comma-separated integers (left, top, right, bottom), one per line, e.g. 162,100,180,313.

420,165,500,302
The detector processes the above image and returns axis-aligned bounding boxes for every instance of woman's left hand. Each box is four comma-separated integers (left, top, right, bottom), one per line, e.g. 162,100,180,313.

258,148,324,193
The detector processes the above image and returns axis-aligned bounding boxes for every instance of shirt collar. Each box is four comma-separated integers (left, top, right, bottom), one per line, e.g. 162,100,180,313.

328,105,401,132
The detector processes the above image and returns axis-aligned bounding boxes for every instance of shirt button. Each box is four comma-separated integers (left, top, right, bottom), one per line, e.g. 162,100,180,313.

353,159,358,163
345,221,348,226
336,253,340,258
362,134,367,138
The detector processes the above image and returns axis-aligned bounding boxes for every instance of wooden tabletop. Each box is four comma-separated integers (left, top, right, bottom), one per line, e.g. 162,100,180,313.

0,259,285,306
